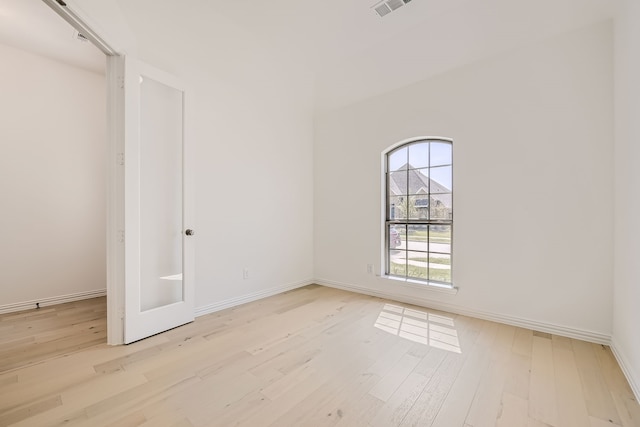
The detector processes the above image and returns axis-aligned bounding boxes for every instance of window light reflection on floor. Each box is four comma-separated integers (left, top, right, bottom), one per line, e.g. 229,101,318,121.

374,303,461,353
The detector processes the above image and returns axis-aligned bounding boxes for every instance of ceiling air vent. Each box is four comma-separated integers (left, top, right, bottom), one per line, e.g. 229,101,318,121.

373,0,412,17
374,3,392,17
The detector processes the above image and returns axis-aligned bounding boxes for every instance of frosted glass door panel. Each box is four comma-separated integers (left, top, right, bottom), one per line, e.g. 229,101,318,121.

139,76,183,312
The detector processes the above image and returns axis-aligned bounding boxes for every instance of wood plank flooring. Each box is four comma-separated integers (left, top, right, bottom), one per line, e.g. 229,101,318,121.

0,285,638,427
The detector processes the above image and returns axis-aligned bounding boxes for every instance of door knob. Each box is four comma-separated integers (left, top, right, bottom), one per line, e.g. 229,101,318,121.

185,229,194,236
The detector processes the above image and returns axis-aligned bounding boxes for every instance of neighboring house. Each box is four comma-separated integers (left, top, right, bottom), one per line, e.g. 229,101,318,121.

388,163,452,221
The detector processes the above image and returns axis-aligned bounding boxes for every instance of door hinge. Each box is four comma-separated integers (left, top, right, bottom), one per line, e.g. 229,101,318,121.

117,76,124,89
117,153,125,166
118,230,125,244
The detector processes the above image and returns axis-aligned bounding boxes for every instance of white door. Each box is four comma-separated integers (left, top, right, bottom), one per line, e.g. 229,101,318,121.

123,57,194,343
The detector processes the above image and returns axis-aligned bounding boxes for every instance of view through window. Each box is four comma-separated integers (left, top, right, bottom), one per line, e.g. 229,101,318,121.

385,139,453,285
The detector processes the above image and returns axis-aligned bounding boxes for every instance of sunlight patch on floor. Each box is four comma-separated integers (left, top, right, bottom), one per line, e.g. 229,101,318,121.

374,303,461,353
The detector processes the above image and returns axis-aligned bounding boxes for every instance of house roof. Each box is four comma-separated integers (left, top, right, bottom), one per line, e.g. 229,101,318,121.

389,164,451,208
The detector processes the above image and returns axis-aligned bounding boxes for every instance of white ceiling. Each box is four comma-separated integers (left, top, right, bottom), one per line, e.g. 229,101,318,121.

0,0,615,111
0,0,104,74
202,0,615,111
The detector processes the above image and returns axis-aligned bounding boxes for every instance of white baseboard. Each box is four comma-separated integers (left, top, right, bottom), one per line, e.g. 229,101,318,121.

610,337,640,402
315,278,611,345
0,289,107,315
194,279,314,317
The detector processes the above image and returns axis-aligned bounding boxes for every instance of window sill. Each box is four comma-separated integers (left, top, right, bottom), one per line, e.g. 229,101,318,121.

382,275,459,295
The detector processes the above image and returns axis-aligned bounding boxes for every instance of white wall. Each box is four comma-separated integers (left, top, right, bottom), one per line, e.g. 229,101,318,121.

75,0,316,312
613,0,640,399
315,21,614,339
0,43,106,309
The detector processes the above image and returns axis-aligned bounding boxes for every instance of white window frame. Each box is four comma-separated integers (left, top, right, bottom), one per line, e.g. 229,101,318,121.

381,137,455,291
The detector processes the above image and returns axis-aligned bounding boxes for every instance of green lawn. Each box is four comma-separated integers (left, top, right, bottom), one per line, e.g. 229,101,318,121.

400,229,450,244
404,255,450,265
389,261,451,283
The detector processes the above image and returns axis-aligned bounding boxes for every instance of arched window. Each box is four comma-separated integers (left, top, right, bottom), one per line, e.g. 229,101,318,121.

385,138,453,286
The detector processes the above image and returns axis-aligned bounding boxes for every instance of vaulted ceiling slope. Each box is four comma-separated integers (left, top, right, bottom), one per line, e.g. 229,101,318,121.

201,0,615,112
0,0,615,111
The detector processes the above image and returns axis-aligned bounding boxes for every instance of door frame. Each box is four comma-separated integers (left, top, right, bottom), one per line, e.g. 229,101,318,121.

106,55,126,345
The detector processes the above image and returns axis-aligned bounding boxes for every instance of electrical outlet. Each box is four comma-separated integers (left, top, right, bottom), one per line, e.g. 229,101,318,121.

243,269,249,280
367,264,373,274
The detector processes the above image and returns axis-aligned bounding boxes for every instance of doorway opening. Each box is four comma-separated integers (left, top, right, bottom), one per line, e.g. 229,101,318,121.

0,0,118,346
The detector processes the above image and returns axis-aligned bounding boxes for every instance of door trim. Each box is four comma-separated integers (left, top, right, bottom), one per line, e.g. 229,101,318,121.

106,55,125,345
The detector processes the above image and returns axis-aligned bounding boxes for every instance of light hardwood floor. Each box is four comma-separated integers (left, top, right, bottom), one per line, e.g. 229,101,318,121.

0,285,638,427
